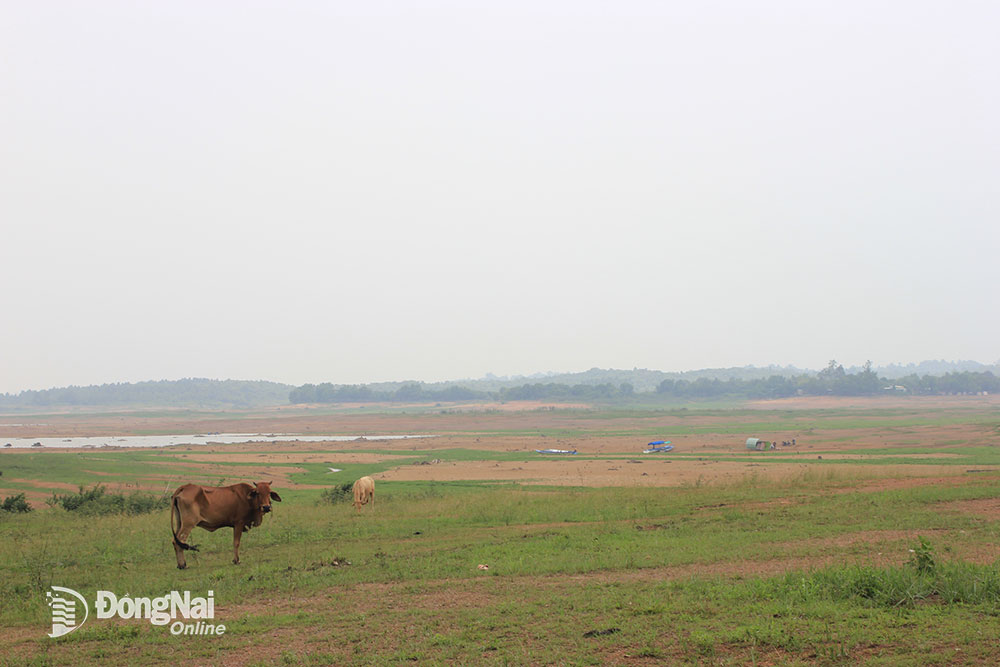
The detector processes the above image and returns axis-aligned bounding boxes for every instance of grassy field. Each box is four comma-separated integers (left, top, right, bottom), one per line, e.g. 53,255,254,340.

2,396,1000,665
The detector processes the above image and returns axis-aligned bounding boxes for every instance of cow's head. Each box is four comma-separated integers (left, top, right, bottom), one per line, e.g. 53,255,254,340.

248,481,282,524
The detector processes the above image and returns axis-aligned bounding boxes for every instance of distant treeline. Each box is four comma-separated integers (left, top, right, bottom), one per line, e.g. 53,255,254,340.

288,381,637,404
290,363,999,404
3,363,996,411
289,382,488,404
888,372,1000,396
654,360,885,399
0,379,293,409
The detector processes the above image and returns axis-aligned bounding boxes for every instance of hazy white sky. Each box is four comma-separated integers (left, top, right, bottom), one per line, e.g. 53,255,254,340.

1,1,997,394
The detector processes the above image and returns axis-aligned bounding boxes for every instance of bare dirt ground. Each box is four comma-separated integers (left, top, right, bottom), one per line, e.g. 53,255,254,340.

745,394,1000,410
4,397,1000,665
938,497,1000,520
0,402,592,438
377,458,973,487
2,396,998,494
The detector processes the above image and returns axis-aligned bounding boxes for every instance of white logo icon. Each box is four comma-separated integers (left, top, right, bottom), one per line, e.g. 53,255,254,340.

47,586,89,638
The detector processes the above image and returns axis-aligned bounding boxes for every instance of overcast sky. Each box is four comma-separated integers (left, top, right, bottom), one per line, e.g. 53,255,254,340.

1,1,997,394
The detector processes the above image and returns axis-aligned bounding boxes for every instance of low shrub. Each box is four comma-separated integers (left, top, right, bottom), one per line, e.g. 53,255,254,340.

1,493,32,513
907,535,936,574
318,483,354,504
47,484,168,516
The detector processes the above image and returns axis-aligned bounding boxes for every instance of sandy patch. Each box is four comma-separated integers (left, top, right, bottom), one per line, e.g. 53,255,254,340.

937,498,1000,520
806,452,964,460
843,474,998,494
377,458,966,487
3,477,80,491
745,395,1000,410
179,452,410,464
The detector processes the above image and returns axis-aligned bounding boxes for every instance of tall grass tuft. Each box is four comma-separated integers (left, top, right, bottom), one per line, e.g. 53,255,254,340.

762,539,1000,608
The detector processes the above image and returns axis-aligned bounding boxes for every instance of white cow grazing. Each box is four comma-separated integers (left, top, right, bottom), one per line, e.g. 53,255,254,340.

353,476,375,512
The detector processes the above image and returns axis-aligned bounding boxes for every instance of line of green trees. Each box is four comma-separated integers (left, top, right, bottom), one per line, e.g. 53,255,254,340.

290,362,999,404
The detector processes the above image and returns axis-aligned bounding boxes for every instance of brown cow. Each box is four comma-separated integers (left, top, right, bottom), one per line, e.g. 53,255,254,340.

170,481,282,569
353,476,374,511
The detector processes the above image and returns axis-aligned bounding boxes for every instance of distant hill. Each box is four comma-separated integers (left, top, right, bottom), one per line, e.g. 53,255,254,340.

2,360,996,410
0,378,294,411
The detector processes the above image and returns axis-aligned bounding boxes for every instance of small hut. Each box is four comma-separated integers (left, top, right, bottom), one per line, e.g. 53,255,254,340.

746,437,767,451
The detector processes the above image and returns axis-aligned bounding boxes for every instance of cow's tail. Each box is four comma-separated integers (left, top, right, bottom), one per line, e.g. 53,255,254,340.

171,497,199,552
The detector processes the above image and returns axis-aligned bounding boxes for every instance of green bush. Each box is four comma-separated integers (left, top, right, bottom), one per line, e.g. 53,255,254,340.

907,535,936,574
47,484,168,516
318,483,354,504
1,493,32,513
